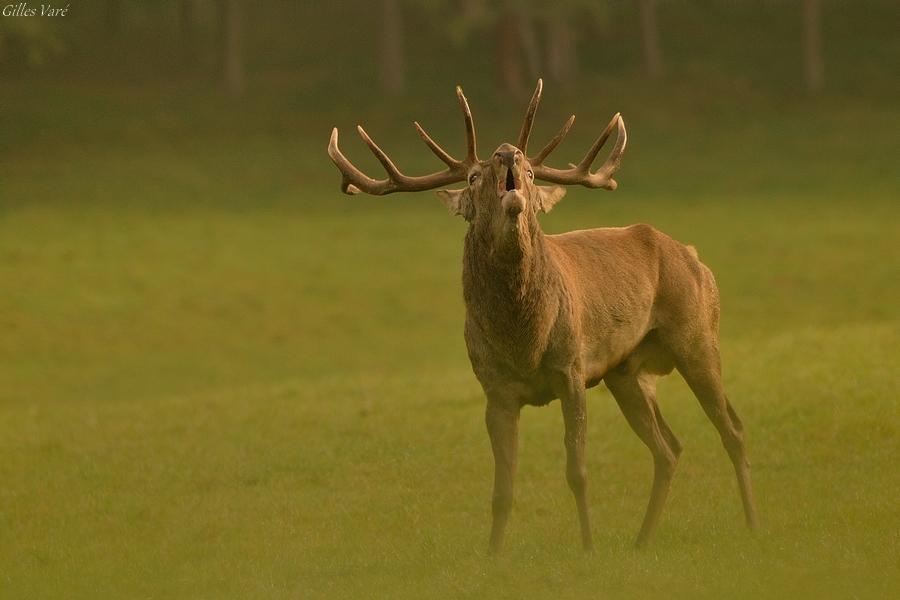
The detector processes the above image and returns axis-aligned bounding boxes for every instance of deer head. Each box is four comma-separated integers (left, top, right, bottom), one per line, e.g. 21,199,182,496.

327,79,627,243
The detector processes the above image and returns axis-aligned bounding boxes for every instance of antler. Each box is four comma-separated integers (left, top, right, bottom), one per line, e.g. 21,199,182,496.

327,86,478,195
517,78,542,154
520,79,628,191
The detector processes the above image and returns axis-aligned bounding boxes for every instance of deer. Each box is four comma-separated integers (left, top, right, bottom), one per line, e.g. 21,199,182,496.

327,80,758,553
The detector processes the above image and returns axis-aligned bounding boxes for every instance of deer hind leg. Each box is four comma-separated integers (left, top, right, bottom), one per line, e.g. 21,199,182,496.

676,345,759,530
605,369,682,547
485,399,521,554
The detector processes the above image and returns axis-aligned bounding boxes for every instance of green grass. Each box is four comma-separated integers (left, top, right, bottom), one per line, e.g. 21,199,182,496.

1,72,899,598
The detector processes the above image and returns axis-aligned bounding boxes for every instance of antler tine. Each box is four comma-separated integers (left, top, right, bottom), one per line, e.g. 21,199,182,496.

530,114,574,166
593,114,627,180
414,121,459,168
414,84,479,168
456,85,478,163
532,113,628,190
356,125,404,181
327,85,480,195
517,78,543,153
576,113,619,172
327,127,374,195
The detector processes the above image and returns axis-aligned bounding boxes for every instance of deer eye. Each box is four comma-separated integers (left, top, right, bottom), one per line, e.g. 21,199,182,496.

526,170,534,180
468,173,479,185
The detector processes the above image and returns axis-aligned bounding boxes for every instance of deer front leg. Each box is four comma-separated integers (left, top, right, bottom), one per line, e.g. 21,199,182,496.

555,372,593,551
485,399,520,554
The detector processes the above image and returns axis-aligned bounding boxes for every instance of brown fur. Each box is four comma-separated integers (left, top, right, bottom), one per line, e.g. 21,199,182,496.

439,144,758,552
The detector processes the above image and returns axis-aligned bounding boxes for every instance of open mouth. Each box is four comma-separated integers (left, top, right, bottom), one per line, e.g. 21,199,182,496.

500,167,520,195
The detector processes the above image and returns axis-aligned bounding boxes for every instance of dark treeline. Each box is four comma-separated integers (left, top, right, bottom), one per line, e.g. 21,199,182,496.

0,0,893,97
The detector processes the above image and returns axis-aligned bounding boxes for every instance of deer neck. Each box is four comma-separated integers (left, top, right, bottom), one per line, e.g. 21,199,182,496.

461,214,556,324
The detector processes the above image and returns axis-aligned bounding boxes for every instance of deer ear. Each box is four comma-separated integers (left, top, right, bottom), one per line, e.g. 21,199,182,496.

536,185,566,213
437,188,474,221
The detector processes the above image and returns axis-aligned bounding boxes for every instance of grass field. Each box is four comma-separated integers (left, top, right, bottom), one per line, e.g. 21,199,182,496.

1,67,899,598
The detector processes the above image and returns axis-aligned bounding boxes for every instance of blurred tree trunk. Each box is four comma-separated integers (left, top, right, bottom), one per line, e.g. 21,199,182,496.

378,0,405,95
496,3,524,95
517,9,541,82
219,0,244,97
803,0,824,92
546,13,576,85
105,0,122,39
180,0,197,69
637,0,662,79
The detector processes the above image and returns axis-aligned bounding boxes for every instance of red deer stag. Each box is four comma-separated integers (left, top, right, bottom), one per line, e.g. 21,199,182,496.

327,80,758,552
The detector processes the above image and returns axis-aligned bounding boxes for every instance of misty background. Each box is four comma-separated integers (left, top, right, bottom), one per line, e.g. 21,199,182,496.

1,2,898,598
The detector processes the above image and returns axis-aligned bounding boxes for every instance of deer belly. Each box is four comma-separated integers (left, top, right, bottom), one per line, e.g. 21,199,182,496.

581,331,645,384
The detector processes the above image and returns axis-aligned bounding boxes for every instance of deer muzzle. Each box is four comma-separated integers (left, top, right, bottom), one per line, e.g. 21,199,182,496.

501,189,526,218
500,164,526,217
494,146,525,217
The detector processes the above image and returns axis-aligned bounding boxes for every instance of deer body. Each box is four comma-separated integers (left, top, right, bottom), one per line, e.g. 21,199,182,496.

463,223,691,406
328,80,758,553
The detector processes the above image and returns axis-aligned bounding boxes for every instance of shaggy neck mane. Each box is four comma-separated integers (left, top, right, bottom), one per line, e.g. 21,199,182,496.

462,215,554,323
